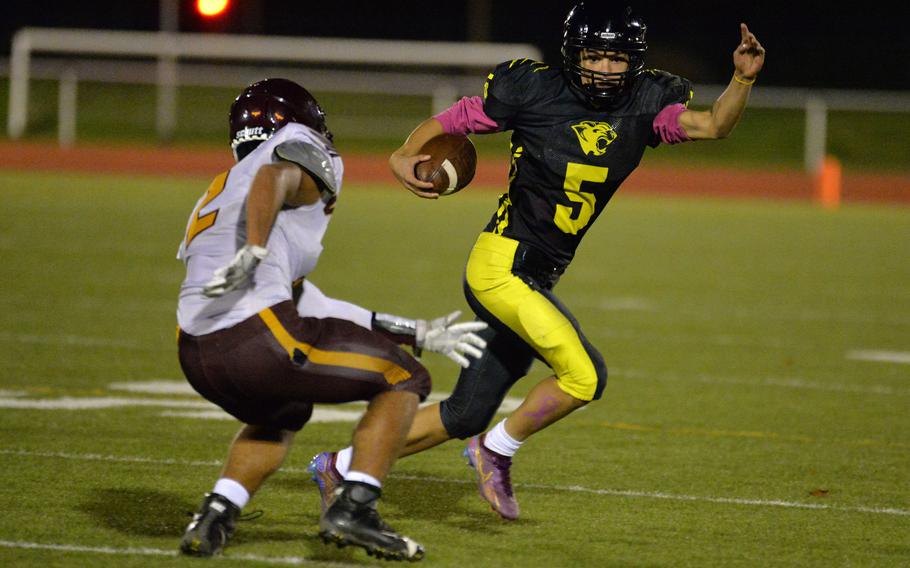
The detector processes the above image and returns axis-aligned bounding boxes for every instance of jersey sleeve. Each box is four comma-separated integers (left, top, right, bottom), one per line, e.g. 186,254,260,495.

660,75,693,110
273,139,339,195
642,70,695,147
435,96,502,135
651,103,690,145
296,279,373,329
482,58,549,130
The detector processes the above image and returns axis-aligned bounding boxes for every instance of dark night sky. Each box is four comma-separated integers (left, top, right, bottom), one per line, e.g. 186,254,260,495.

3,1,909,90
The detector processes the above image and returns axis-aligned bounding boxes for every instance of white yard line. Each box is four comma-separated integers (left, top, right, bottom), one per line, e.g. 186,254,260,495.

0,448,225,468
690,374,907,395
612,367,910,396
107,381,524,412
519,483,910,517
846,350,910,365
108,380,198,395
0,539,358,566
2,448,907,518
0,396,214,410
158,408,368,422
0,396,368,423
0,383,524,420
0,331,143,349
0,540,173,559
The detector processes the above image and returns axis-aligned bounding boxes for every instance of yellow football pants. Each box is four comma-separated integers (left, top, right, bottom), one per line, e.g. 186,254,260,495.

464,232,604,401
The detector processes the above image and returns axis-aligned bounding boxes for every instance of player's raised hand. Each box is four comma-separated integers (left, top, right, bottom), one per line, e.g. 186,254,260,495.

389,151,439,199
733,23,765,81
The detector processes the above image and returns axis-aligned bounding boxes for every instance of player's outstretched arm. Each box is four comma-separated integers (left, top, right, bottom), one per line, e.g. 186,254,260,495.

371,309,487,367
389,118,445,199
678,23,766,140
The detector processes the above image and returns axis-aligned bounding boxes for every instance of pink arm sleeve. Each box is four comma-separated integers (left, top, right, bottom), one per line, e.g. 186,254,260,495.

653,103,691,145
434,96,502,135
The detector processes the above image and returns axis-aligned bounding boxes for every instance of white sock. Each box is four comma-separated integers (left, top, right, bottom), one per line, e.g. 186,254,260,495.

483,420,523,457
336,447,353,476
213,477,249,509
345,470,382,489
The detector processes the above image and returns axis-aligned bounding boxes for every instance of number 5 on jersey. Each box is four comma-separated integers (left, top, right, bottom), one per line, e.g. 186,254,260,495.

554,163,607,234
184,171,228,247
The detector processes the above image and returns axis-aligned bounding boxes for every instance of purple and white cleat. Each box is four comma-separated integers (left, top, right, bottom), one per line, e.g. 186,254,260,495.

463,435,519,520
308,451,343,513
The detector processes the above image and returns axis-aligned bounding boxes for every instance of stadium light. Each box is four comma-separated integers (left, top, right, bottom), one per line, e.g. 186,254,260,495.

196,0,230,18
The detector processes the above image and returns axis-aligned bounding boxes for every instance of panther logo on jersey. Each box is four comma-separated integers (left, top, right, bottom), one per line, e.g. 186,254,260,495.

571,121,618,156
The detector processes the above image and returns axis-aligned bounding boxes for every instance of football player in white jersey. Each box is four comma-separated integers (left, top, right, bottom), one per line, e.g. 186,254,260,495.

176,78,486,562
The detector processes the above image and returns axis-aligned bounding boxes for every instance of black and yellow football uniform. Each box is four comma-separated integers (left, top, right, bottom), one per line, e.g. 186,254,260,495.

483,58,692,265
439,59,693,437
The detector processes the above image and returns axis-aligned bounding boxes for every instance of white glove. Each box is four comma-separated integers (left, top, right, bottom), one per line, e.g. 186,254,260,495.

416,310,488,368
202,245,269,298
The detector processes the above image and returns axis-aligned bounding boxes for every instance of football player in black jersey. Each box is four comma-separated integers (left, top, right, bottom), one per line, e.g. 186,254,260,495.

311,2,765,520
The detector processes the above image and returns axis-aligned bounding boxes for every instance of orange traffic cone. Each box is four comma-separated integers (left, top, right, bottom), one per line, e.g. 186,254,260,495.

816,155,842,209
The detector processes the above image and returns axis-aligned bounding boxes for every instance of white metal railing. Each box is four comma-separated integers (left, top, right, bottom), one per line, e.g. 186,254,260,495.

691,84,910,172
6,27,541,142
6,28,910,172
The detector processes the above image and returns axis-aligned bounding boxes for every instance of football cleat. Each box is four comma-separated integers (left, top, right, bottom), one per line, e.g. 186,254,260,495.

319,481,425,562
308,451,343,512
180,492,240,557
464,434,520,520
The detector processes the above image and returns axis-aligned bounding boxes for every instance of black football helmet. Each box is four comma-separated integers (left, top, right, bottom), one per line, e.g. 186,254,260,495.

562,3,647,106
229,78,332,161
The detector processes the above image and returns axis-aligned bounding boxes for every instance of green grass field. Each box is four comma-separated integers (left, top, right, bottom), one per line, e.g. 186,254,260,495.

0,170,908,566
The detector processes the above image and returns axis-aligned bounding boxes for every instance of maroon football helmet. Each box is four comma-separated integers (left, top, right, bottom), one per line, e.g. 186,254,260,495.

229,78,332,161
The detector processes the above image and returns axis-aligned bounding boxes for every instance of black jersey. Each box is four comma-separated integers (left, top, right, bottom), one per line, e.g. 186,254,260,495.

481,59,692,267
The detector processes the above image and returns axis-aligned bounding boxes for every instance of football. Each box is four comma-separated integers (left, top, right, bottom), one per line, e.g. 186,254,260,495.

415,133,477,196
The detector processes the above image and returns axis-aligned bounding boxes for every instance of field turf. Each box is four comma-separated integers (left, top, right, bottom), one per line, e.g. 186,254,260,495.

0,170,908,566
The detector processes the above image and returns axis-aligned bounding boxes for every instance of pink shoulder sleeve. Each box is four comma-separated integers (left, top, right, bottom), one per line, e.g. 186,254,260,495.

653,103,691,145
434,96,502,135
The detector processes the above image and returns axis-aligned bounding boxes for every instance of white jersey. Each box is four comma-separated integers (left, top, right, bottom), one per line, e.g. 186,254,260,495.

176,123,344,335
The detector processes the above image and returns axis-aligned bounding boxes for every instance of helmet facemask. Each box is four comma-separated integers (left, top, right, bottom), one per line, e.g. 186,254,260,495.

562,42,645,106
230,96,298,161
562,3,648,107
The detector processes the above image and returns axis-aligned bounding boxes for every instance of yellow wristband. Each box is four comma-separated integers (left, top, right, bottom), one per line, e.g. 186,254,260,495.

733,74,756,86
